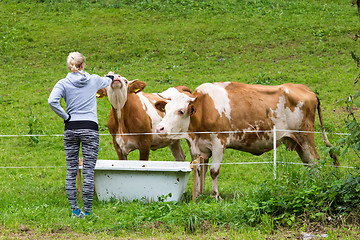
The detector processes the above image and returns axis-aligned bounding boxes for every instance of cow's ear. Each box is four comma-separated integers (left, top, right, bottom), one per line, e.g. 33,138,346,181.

96,88,107,98
155,100,167,112
128,80,146,94
187,101,196,116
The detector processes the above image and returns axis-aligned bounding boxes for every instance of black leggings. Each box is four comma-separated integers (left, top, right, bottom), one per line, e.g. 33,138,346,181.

64,129,99,213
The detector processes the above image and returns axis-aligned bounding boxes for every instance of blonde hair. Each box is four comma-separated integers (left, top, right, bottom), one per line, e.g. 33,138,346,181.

67,52,85,74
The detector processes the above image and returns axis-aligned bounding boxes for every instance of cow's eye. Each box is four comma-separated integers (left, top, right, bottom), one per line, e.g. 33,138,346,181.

124,80,128,84
178,109,184,115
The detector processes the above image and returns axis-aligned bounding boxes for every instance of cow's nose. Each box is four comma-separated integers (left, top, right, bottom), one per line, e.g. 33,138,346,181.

156,126,164,133
111,80,122,88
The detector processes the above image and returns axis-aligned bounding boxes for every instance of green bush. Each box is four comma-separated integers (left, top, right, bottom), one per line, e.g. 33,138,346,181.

247,164,360,227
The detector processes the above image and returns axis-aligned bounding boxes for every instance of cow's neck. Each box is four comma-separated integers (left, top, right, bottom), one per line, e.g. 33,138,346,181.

111,105,123,125
107,87,127,122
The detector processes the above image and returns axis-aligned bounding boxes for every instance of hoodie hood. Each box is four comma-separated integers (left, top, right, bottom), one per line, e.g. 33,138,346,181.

66,71,91,88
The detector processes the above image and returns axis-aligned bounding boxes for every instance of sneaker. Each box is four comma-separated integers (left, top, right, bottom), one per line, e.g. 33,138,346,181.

84,211,99,220
72,208,85,219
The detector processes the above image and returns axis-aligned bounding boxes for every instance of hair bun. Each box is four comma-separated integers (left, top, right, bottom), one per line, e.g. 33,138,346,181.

67,52,85,73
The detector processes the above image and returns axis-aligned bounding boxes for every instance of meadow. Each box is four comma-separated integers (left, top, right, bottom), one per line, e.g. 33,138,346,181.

0,0,360,238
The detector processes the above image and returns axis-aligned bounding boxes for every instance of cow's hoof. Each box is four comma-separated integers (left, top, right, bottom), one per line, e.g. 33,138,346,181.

211,192,222,201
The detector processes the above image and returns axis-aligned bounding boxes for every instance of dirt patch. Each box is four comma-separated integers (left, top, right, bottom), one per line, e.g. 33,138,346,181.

267,219,360,240
2,221,360,240
1,231,86,240
0,226,103,240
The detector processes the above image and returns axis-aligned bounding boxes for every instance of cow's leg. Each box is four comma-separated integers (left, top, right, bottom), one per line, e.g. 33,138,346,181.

112,136,124,160
168,140,186,161
187,140,211,196
139,148,150,161
138,137,152,161
287,134,319,165
296,142,320,165
112,136,127,160
209,138,225,199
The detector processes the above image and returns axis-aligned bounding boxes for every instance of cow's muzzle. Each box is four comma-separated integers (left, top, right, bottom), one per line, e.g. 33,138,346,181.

156,126,165,135
111,79,123,88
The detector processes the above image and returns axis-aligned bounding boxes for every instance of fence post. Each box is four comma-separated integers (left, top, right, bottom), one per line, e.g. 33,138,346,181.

190,158,200,203
273,126,277,180
200,156,205,194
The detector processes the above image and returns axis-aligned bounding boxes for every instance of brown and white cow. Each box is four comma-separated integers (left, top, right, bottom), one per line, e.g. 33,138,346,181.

99,75,191,161
155,82,338,198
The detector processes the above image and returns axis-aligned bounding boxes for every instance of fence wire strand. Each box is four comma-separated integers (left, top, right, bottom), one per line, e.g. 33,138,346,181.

0,129,356,170
0,129,351,137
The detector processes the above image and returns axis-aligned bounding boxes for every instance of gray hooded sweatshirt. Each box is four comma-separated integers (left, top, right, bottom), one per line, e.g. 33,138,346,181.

48,71,112,124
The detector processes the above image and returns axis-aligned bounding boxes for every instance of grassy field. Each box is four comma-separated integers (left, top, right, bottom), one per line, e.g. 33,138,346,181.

1,0,360,239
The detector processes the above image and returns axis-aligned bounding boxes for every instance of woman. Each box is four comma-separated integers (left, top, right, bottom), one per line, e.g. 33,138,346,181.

48,52,115,218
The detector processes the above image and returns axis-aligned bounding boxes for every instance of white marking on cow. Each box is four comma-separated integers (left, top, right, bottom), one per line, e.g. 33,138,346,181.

188,137,211,157
137,92,163,132
116,136,136,156
106,86,128,120
157,87,185,100
284,87,289,94
224,121,274,151
270,95,303,130
209,135,225,196
211,135,225,161
106,76,130,120
245,132,274,150
197,83,231,120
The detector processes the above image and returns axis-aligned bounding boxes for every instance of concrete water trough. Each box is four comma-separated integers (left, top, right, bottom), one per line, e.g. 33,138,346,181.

94,160,192,202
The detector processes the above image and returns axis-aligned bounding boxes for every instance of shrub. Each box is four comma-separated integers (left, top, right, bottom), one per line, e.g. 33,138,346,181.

247,164,360,227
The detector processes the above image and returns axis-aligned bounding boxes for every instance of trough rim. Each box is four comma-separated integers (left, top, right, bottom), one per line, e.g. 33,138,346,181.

93,160,192,172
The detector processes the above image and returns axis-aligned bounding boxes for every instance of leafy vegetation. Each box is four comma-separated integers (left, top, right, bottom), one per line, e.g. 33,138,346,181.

334,89,360,158
329,0,360,160
252,166,360,226
1,0,360,238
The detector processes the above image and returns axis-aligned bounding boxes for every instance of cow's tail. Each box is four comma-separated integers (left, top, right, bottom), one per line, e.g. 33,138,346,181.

317,97,339,166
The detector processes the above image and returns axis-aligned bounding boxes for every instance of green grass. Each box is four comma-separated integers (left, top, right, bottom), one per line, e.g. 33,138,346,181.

1,0,360,238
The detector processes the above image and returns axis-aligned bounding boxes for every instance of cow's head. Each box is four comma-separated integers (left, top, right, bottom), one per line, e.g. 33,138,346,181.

106,74,146,110
155,94,196,138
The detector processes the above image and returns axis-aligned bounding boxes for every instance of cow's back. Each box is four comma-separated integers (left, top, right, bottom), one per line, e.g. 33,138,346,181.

193,82,317,129
190,82,318,154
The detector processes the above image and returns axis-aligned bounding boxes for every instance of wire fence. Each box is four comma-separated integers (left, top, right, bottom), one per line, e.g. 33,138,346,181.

0,128,357,175
0,129,352,137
